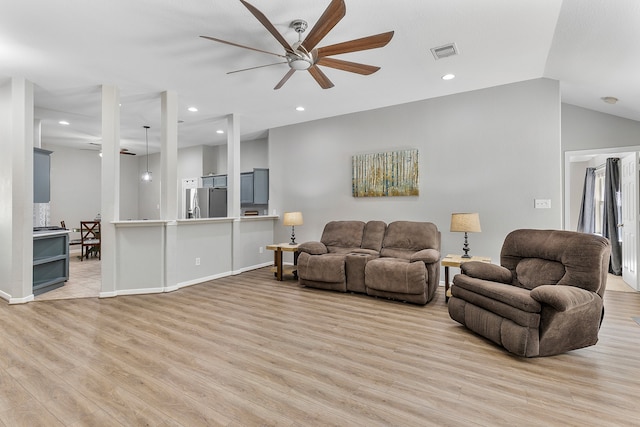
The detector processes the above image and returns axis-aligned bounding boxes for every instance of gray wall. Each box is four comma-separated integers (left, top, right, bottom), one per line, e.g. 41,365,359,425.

562,104,640,230
562,104,640,152
269,78,562,264
43,145,140,231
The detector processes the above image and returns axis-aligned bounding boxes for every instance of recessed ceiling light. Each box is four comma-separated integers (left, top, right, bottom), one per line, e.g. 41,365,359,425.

58,120,70,125
442,74,455,80
601,96,618,104
296,106,305,111
187,106,198,112
216,129,224,134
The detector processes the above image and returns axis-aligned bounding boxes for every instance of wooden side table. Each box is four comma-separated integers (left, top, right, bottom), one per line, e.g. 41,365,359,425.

442,254,491,302
266,243,300,281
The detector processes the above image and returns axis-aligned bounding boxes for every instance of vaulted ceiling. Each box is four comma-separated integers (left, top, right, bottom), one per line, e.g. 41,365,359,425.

2,0,638,154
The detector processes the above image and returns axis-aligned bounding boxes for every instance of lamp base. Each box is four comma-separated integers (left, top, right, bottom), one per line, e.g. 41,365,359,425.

461,232,471,258
289,225,297,245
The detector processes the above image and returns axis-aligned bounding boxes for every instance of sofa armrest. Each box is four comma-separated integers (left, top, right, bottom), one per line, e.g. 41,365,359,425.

461,262,512,284
298,241,328,255
530,285,597,312
410,249,440,264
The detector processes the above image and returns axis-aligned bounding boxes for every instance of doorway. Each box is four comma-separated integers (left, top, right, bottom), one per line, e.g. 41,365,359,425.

565,147,640,291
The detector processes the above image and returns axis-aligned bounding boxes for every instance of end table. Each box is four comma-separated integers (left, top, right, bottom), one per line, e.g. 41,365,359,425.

266,243,300,281
442,254,491,302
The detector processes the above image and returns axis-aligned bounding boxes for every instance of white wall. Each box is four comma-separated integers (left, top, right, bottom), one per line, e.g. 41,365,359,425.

269,78,562,264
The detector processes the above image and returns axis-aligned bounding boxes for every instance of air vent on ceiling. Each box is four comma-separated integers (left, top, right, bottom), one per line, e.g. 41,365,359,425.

430,43,458,60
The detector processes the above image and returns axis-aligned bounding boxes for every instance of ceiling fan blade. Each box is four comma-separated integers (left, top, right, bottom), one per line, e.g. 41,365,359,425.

316,57,380,75
227,61,288,74
308,66,334,89
274,69,296,90
239,0,295,54
316,31,394,58
200,36,286,58
301,0,346,51
120,151,136,156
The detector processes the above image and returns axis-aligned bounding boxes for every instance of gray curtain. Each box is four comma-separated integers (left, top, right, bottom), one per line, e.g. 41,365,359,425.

602,158,622,275
577,167,596,233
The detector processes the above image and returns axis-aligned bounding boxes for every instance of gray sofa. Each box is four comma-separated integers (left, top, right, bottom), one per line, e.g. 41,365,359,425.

448,229,611,357
297,220,441,304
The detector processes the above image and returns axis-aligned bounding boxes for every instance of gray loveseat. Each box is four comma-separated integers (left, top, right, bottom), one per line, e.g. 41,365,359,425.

297,220,441,304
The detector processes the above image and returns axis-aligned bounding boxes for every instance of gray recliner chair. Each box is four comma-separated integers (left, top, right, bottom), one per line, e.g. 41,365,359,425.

448,229,611,357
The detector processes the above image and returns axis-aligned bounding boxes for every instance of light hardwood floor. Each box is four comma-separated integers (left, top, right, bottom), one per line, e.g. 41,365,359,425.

5,267,640,426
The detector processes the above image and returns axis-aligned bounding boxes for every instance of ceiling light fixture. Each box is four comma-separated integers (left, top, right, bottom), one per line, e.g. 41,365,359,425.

141,125,152,182
216,129,224,134
296,106,305,111
188,106,198,112
58,120,70,125
442,73,456,80
602,96,618,104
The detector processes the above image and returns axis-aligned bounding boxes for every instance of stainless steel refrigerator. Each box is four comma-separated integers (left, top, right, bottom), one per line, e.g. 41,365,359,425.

185,187,227,218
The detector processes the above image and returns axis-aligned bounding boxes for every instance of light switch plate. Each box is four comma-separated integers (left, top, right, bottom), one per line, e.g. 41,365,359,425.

534,199,551,209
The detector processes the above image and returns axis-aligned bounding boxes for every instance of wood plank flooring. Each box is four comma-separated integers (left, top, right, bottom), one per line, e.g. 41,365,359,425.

2,267,640,426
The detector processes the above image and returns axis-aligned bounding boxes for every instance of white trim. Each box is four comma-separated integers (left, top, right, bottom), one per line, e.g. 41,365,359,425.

99,287,164,298
171,271,235,292
8,293,35,304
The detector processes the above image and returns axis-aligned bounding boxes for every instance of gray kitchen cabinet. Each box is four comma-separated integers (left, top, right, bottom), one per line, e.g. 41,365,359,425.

253,168,269,205
240,172,254,204
34,148,52,203
240,169,269,206
202,174,227,188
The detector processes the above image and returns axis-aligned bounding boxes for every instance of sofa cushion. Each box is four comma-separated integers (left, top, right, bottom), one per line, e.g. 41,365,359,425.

320,221,365,248
501,229,610,294
382,221,440,252
365,258,426,295
452,275,541,313
361,221,387,252
298,241,328,255
516,258,565,290
297,252,346,283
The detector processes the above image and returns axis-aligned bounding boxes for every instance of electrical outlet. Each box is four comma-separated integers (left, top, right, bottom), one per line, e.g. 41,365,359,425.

534,199,551,209
259,247,264,254
195,257,201,266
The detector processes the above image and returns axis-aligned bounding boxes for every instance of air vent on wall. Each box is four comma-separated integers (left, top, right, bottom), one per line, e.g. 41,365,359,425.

430,43,458,60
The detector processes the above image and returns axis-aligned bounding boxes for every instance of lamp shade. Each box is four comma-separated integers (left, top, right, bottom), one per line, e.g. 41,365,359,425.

283,211,303,226
450,213,481,233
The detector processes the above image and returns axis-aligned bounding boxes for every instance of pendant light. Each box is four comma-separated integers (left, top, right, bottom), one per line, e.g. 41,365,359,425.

141,125,152,182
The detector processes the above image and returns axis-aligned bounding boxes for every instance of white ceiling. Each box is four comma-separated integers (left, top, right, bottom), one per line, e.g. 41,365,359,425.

2,0,639,155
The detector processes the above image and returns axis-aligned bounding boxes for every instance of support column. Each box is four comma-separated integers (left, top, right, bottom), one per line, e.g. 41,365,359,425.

227,114,243,274
161,90,179,291
100,85,120,297
0,78,34,303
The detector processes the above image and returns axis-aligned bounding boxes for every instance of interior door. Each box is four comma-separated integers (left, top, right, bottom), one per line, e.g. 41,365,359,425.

621,153,639,290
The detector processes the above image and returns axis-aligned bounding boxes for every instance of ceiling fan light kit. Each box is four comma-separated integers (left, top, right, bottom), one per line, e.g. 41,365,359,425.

201,0,394,90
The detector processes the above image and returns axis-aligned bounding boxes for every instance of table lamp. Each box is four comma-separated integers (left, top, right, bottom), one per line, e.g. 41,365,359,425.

450,213,481,258
283,211,303,245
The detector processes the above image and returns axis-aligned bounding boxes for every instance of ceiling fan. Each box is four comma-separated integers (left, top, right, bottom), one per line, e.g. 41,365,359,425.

88,142,136,155
201,0,394,90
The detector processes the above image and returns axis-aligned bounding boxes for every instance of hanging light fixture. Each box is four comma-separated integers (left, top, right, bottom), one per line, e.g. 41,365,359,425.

141,125,152,182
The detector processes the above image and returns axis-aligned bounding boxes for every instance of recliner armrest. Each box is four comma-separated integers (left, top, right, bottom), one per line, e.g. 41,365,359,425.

461,262,512,284
530,285,597,312
410,249,440,264
298,241,328,255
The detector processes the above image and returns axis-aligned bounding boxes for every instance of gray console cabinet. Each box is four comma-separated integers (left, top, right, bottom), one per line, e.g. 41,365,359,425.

33,231,69,295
